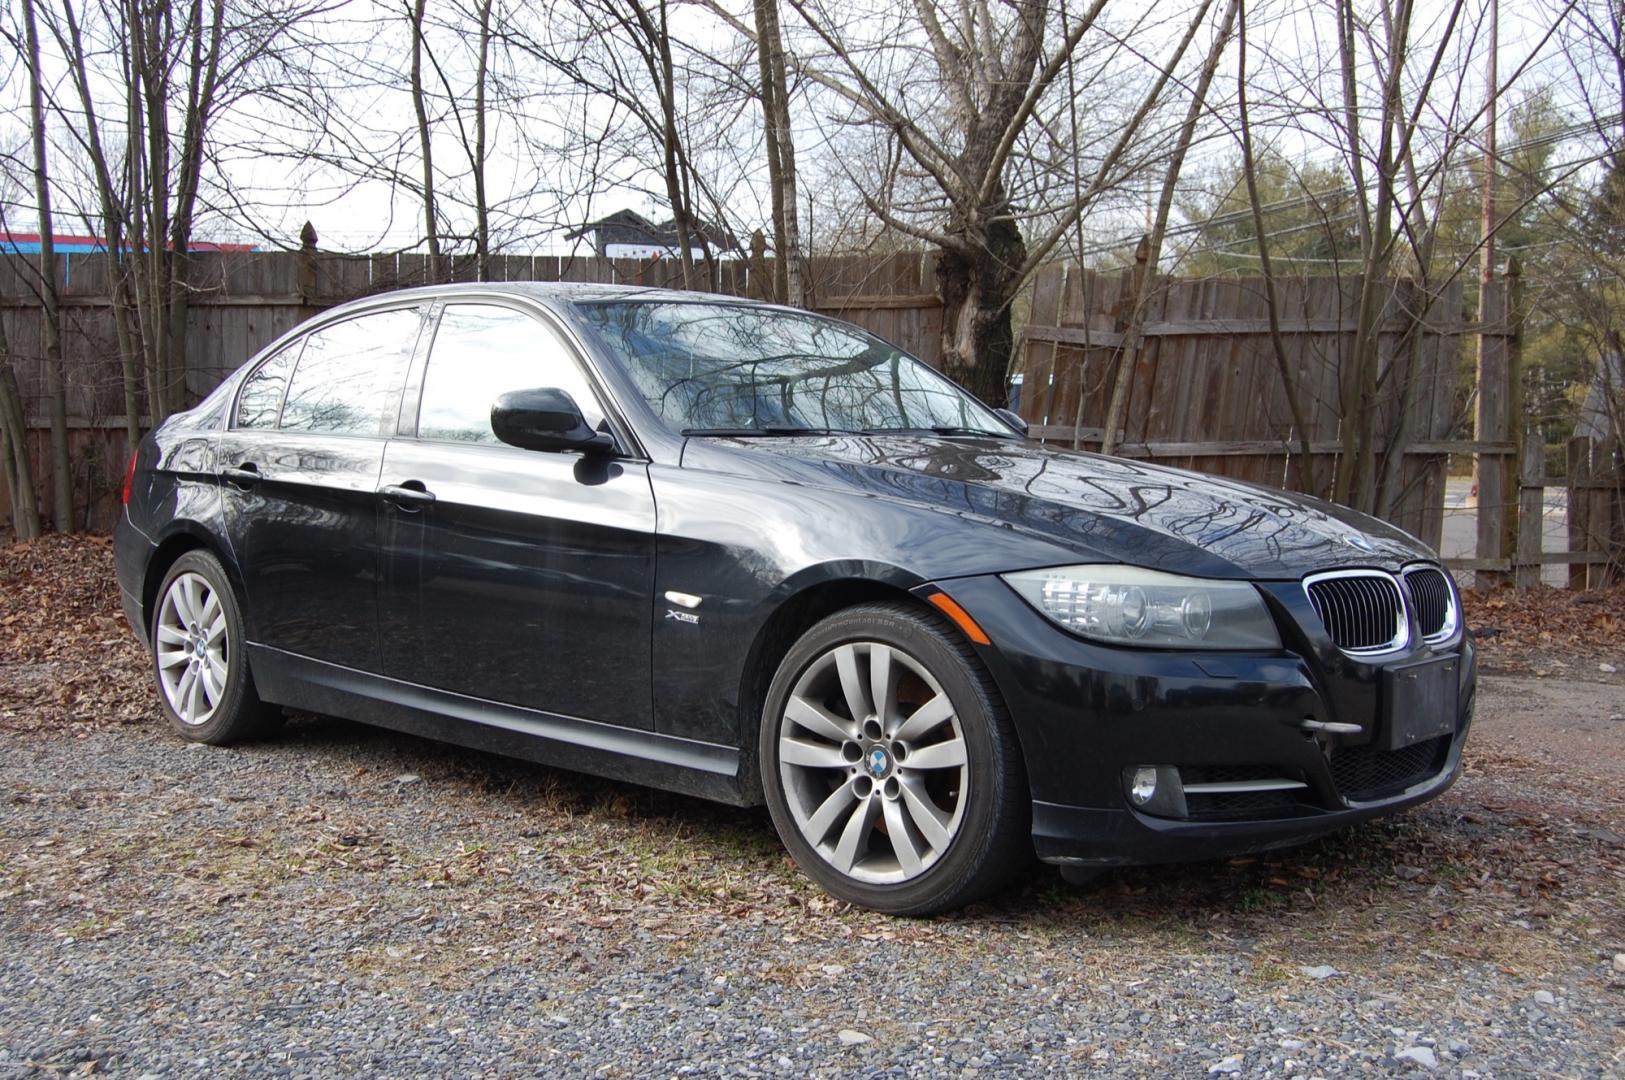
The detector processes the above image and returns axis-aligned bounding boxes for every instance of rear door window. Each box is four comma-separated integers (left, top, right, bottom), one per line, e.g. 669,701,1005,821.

416,304,605,444
279,308,423,436
235,343,301,429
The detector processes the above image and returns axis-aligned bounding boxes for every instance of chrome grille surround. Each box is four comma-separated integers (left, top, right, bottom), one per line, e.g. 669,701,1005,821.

1302,569,1410,656
1402,564,1459,644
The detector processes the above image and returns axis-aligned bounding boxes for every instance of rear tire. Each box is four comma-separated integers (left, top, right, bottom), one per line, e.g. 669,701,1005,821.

150,550,278,744
759,601,1030,915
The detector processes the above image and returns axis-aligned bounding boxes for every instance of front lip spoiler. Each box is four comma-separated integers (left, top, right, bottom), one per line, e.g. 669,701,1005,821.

1031,746,1465,868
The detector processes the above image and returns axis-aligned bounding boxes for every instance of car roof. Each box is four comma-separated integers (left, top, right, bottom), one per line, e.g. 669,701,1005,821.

357,281,776,309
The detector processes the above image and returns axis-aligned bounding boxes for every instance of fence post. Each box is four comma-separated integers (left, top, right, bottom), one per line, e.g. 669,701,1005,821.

1098,237,1149,456
1472,258,1519,590
1568,437,1593,589
1515,435,1543,588
297,222,318,312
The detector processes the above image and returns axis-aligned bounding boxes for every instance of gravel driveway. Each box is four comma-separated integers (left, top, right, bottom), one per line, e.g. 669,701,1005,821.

1,541,1623,1077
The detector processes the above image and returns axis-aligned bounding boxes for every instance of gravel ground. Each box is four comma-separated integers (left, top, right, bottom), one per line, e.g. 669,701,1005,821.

1,679,1622,1078
1,542,1622,1077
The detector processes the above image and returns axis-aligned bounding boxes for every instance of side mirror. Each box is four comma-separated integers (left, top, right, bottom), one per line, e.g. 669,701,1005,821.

491,388,614,454
995,407,1029,437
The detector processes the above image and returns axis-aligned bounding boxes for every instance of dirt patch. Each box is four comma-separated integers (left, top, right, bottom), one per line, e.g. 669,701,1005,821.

1462,583,1625,683
0,535,150,733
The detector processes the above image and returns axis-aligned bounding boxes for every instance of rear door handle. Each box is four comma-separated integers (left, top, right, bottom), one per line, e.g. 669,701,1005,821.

220,463,260,487
380,482,436,508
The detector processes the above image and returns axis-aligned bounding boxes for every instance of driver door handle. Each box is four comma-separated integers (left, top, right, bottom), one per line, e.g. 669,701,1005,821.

220,462,260,487
380,481,436,508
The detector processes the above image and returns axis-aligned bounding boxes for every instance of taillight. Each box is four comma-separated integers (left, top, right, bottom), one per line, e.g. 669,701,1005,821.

121,449,139,505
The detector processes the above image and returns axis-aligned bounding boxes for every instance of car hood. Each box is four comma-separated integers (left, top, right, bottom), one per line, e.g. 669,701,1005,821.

686,434,1434,579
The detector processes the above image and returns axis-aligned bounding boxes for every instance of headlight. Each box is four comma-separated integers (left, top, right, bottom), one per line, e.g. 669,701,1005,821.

1001,565,1280,650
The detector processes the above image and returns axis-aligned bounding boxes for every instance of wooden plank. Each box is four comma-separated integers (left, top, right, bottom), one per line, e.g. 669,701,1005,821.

1029,424,1107,443
819,293,942,311
1021,323,1126,349
1473,278,1512,590
1020,265,1066,426
1568,438,1593,589
1019,434,1486,458
1446,557,1509,571
0,295,311,308
1127,439,1333,458
1412,440,1515,455
1515,438,1545,587
1139,317,1464,336
1449,552,1610,569
1531,551,1611,565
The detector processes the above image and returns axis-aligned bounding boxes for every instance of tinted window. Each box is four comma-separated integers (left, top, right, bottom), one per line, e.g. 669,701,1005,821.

417,304,604,444
579,301,1011,436
235,343,301,429
280,309,421,436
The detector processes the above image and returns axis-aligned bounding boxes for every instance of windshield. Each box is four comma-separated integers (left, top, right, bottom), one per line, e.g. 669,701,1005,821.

578,301,1015,437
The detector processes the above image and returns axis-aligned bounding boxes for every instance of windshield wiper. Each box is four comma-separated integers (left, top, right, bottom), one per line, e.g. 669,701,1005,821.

680,426,857,437
862,425,1016,439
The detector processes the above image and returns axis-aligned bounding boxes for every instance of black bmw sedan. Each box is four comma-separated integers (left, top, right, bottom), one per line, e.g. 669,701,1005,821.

114,283,1475,914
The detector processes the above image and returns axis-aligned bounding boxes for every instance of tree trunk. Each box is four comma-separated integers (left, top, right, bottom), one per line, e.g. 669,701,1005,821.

0,323,42,540
52,0,146,455
23,0,73,532
1236,0,1321,497
160,0,225,418
754,0,802,305
113,268,143,456
473,0,493,280
936,209,1025,408
410,0,441,275
651,0,694,287
1099,0,1238,456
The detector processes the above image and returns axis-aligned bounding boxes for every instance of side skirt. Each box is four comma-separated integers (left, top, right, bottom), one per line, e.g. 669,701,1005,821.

247,644,750,806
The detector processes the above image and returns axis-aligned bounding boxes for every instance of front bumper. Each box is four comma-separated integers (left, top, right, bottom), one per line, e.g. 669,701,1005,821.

926,575,1477,868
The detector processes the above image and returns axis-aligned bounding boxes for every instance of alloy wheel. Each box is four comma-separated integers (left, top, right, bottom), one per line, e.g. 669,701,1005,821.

776,641,970,885
155,571,229,726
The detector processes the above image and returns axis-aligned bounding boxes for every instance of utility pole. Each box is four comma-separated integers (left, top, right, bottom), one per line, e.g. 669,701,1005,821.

1481,0,1497,282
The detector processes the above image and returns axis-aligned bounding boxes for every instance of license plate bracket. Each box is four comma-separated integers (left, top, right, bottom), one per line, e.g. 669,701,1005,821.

1382,654,1460,751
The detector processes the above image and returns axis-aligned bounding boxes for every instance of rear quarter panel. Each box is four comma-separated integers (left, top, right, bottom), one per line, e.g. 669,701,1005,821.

115,420,236,643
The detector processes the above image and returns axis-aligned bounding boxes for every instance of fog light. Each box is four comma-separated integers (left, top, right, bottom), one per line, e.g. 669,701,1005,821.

1121,765,1189,819
1128,766,1159,805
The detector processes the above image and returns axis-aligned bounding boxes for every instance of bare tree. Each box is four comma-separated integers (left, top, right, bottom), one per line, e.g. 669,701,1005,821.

32,0,329,425
511,0,757,288
0,317,42,540
1098,0,1239,455
754,0,803,303
416,0,498,276
1206,0,1577,515
710,0,1222,406
409,0,442,268
19,0,73,531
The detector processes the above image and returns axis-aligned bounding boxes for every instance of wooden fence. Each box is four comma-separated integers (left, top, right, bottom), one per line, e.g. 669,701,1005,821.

1014,261,1464,553
2,245,1620,585
0,248,944,530
1015,259,1622,588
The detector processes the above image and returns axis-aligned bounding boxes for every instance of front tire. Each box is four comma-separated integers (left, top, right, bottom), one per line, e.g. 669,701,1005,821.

150,550,277,744
759,601,1029,915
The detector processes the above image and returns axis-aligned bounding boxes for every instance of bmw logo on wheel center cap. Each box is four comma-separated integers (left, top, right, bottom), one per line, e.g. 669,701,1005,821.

867,748,890,778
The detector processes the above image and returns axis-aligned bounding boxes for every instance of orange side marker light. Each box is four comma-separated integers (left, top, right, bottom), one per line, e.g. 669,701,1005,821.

927,592,992,646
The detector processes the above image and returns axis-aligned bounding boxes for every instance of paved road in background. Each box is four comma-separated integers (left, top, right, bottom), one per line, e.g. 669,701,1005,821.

1441,476,1569,586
